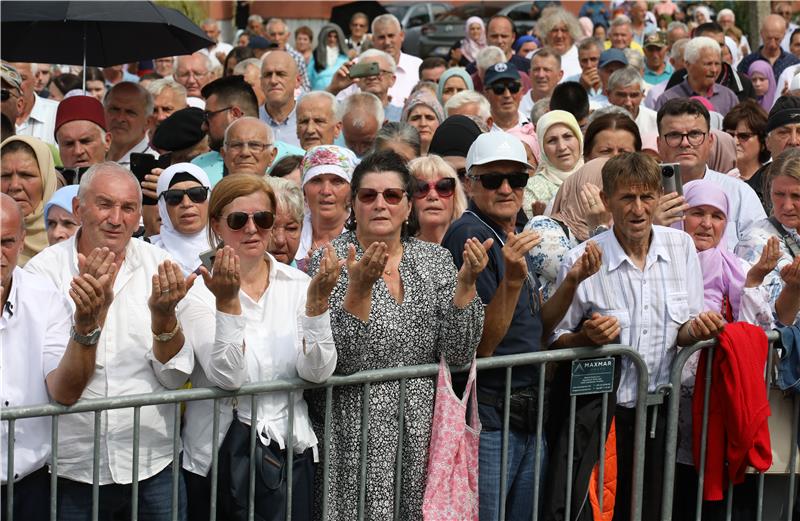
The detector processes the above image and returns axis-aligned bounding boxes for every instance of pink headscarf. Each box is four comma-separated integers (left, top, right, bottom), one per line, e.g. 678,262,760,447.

675,179,746,319
579,17,594,38
460,16,486,63
747,60,777,112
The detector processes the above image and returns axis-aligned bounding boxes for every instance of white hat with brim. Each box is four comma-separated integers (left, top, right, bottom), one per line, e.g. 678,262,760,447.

466,131,530,172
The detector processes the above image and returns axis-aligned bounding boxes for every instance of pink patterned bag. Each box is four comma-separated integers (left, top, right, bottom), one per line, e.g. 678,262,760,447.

422,356,481,521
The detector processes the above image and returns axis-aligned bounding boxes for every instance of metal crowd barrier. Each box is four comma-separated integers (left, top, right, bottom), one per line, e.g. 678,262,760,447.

660,330,800,521
1,345,650,521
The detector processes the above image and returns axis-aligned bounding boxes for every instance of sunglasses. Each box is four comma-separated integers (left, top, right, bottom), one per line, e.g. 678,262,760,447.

356,188,407,205
226,211,275,230
414,178,456,199
490,82,521,95
468,172,528,190
0,89,16,102
160,186,209,206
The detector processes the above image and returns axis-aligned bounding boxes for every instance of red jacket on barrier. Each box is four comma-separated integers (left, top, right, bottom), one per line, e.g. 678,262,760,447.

692,322,772,501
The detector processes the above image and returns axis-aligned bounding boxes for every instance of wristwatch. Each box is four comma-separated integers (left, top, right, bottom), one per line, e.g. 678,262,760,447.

152,321,181,342
71,325,101,345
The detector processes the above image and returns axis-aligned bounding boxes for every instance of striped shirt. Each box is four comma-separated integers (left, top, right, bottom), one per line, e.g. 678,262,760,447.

553,226,703,407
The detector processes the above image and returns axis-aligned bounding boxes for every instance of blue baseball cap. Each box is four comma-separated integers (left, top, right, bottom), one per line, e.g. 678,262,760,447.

484,62,521,87
599,48,628,69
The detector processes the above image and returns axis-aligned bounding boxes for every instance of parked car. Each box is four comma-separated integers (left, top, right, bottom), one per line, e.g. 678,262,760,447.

385,2,452,31
403,2,506,59
499,2,536,37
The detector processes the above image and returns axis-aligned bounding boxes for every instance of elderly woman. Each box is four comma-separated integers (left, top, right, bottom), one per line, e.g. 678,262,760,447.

149,163,211,274
296,145,357,269
265,176,304,266
523,110,584,218
436,67,474,106
736,148,800,327
722,100,770,205
0,135,57,265
177,174,340,521
307,150,486,520
453,16,486,66
44,185,80,245
408,155,468,244
748,60,777,112
373,122,421,162
401,91,444,156
583,112,642,161
308,24,349,91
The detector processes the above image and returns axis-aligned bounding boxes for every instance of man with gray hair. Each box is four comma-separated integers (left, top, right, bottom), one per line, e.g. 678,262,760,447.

327,49,402,121
296,91,341,150
655,36,739,114
666,21,689,46
8,62,59,145
738,13,800,80
104,82,157,168
174,52,212,98
369,13,421,106
563,38,603,97
537,7,583,78
222,117,277,176
521,48,563,115
200,18,233,68
445,90,492,127
608,15,643,53
265,17,311,93
644,37,688,109
26,161,195,519
146,78,187,131
339,92,383,157
607,66,657,135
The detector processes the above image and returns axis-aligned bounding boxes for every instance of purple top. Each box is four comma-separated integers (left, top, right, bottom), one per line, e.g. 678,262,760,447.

654,79,740,114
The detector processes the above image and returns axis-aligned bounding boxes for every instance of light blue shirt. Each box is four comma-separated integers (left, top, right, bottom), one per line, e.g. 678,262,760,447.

259,102,301,148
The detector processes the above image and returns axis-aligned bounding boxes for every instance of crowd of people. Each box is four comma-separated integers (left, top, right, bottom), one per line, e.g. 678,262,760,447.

2,1,800,520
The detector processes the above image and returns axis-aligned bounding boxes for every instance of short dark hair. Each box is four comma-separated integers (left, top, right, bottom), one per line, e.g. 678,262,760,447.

269,154,303,178
294,25,314,41
656,98,710,134
51,73,82,96
140,72,163,81
584,113,642,160
694,22,724,37
84,66,104,83
223,46,255,77
722,99,770,164
602,152,661,196
791,27,800,42
346,149,419,237
200,75,259,117
419,57,447,75
550,81,589,122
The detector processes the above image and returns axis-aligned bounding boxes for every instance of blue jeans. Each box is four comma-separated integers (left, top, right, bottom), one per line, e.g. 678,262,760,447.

57,464,187,521
479,429,547,521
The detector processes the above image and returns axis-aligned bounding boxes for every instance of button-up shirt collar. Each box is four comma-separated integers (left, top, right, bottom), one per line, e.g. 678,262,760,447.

259,100,300,147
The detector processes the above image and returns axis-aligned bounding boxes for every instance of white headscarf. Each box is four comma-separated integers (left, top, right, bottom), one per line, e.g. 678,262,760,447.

150,162,211,274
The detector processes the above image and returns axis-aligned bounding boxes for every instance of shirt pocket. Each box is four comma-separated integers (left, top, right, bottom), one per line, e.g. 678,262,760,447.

666,292,691,325
596,308,631,346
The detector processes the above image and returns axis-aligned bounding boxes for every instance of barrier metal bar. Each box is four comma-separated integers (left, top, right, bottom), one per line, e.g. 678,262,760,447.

564,394,577,521
788,393,799,519
285,392,295,521
357,382,371,521
171,402,180,521
131,406,141,521
694,347,715,521
6,418,14,521
498,366,512,521
321,386,332,521
392,378,407,521
210,398,221,521
50,415,58,521
1,346,650,521
248,394,257,521
597,391,609,516
531,363,546,521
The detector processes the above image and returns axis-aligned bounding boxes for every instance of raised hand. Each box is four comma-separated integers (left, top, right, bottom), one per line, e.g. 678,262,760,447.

327,59,356,94
307,245,344,315
148,260,197,316
567,241,603,284
141,167,163,201
582,312,621,345
652,192,689,227
346,242,388,293
199,246,241,309
77,247,117,324
69,272,114,334
502,230,542,284
578,184,612,231
746,236,781,287
457,237,493,287
780,256,800,288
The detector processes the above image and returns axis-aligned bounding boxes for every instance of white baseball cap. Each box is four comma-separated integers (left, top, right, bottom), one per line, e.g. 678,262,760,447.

466,131,530,172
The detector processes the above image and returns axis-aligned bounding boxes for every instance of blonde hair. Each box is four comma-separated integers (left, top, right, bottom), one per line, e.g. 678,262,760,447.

207,174,276,247
407,155,467,224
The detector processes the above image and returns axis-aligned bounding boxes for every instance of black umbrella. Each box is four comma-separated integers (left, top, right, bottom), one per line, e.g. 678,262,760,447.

1,1,213,69
330,1,387,38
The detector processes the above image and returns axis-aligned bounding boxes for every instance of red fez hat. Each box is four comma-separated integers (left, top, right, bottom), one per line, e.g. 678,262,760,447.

54,95,107,142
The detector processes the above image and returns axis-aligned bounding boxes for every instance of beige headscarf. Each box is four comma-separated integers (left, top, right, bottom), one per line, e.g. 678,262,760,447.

549,157,608,242
1,135,58,265
535,110,585,185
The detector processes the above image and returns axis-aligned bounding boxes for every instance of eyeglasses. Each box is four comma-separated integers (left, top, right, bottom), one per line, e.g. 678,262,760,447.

489,82,521,95
414,178,456,199
725,130,756,142
663,130,707,148
225,211,275,230
467,172,528,190
356,187,407,204
225,140,272,153
160,186,209,206
203,106,232,122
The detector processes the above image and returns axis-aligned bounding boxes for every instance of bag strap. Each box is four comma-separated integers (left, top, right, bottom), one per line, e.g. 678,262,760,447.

769,216,800,258
437,355,451,389
464,357,481,429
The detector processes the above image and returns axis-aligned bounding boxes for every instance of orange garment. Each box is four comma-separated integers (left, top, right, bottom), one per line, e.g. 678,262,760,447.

589,419,617,521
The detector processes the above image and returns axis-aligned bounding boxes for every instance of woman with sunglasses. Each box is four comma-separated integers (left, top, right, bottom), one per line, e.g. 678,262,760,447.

149,163,211,274
177,174,341,521
722,100,770,207
408,155,468,244
306,150,487,520
524,110,584,218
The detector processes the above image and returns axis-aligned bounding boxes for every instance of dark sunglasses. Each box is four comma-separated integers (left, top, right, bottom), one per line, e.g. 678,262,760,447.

468,172,528,190
356,188,407,205
490,82,521,95
1,89,10,102
160,186,209,206
226,211,274,230
414,178,456,199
